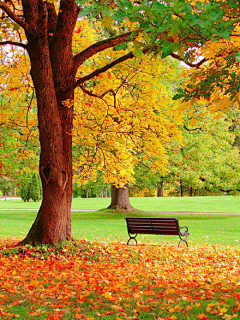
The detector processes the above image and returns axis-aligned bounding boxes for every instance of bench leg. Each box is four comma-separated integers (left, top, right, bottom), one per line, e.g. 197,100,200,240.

178,231,189,247
127,234,138,245
178,239,188,247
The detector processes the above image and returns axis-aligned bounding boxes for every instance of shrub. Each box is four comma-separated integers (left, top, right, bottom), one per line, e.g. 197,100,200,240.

20,172,42,202
20,175,31,202
30,172,42,202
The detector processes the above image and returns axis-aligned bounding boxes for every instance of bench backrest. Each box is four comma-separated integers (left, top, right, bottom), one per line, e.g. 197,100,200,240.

125,217,180,235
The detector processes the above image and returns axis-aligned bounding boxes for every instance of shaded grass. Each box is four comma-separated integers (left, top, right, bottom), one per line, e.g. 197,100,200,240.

1,209,240,246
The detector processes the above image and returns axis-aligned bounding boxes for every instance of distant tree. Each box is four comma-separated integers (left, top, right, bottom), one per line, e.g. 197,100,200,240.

108,184,135,211
169,111,240,196
74,55,183,210
73,175,110,198
0,177,13,201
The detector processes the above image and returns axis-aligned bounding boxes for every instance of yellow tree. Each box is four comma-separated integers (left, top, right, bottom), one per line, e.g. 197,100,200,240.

0,48,39,181
73,53,183,210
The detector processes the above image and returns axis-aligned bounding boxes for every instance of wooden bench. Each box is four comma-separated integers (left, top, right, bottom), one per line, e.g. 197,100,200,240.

125,217,189,247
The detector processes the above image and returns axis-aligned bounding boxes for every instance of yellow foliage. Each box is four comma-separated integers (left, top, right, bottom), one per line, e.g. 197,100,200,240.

73,21,183,187
0,12,183,186
0,33,39,178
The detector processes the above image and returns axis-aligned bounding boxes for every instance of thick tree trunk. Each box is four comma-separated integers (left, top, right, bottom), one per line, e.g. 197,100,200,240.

189,186,193,197
5,0,135,245
108,184,135,211
19,1,78,245
180,180,183,197
157,181,164,197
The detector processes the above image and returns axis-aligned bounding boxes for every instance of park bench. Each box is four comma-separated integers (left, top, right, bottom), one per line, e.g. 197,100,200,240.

125,217,189,247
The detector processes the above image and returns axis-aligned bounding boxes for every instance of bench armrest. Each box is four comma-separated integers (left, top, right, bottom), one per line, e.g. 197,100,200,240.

179,226,189,237
180,226,188,232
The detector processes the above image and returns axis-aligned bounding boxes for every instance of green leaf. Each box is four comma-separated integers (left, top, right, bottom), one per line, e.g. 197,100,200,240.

115,43,128,51
236,51,240,61
133,43,143,58
13,23,20,31
142,32,151,44
162,42,178,59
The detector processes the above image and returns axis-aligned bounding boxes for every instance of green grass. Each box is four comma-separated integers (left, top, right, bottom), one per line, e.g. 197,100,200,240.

1,195,240,212
0,208,240,246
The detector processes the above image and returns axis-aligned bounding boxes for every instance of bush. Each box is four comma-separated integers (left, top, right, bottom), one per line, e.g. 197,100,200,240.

30,172,42,202
0,177,13,199
20,175,31,202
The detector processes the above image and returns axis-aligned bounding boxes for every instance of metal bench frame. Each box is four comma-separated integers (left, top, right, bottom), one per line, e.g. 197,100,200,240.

125,217,189,247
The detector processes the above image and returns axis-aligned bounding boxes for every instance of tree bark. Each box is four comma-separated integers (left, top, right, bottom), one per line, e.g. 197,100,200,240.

157,181,164,197
189,186,193,197
19,0,78,245
180,180,183,197
108,184,135,211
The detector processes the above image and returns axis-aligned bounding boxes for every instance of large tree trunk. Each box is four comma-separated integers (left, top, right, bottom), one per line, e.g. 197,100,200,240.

157,181,164,197
180,179,183,197
189,186,193,197
20,1,78,245
108,184,135,211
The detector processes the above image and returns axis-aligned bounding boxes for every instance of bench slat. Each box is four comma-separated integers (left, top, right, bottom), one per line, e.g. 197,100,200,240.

129,230,179,235
128,225,179,229
128,222,179,227
130,231,179,235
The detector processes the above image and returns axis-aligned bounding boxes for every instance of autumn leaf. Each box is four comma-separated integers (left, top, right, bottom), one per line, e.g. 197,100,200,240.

197,314,209,319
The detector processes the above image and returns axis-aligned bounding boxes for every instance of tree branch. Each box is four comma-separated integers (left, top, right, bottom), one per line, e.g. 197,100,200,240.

0,40,27,49
171,9,207,42
183,124,202,132
46,2,57,34
37,1,48,46
0,1,30,32
73,31,134,74
72,51,135,92
79,84,116,101
79,85,103,99
170,52,207,68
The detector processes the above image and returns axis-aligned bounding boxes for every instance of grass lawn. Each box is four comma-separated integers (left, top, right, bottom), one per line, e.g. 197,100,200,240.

0,208,240,246
1,195,240,212
0,197,240,319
